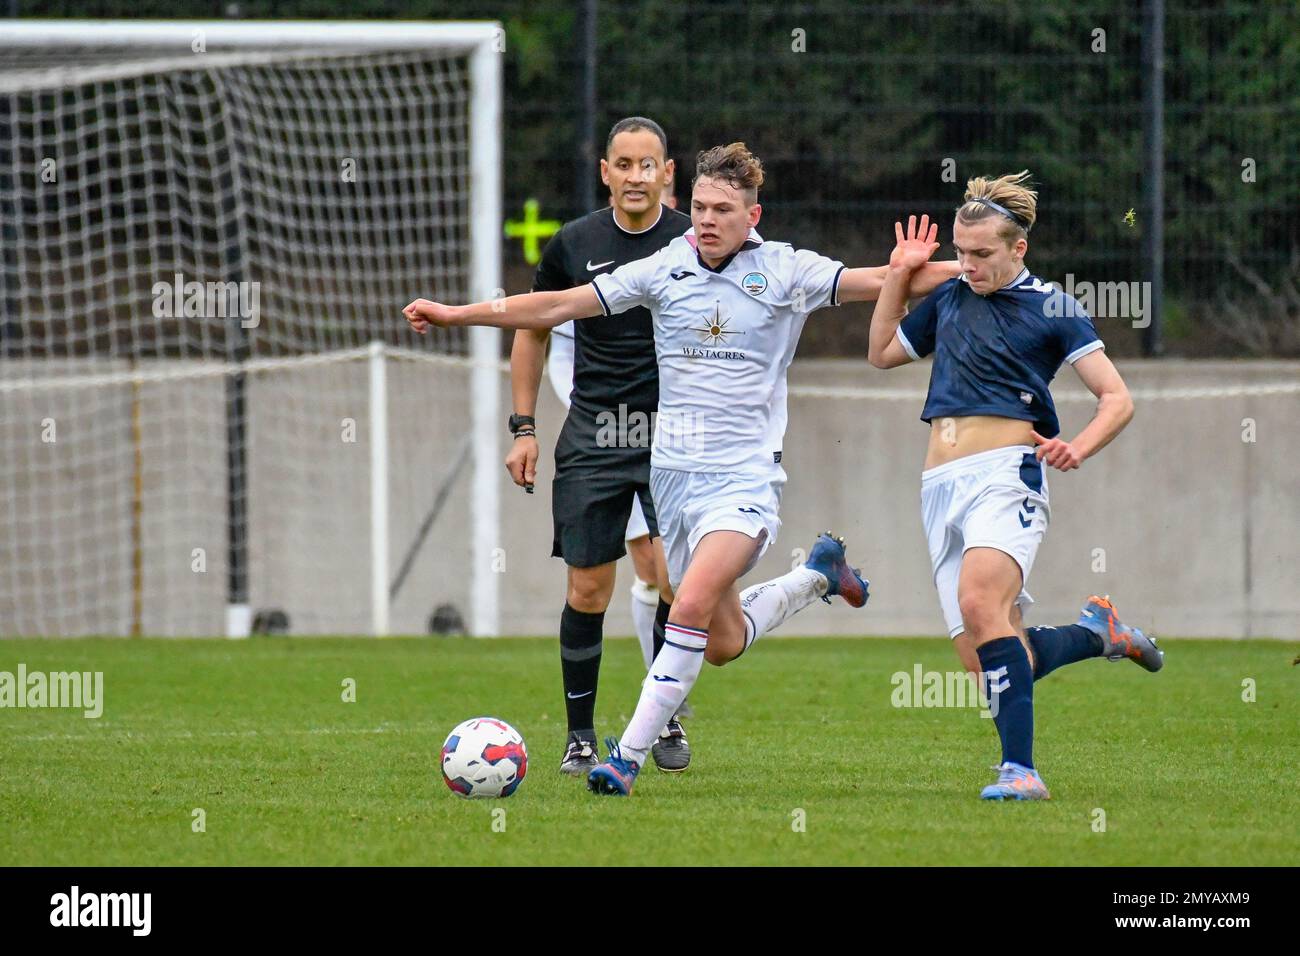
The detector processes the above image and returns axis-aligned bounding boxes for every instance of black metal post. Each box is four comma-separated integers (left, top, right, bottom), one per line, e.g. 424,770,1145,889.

577,0,598,215
218,150,250,627
1141,0,1165,356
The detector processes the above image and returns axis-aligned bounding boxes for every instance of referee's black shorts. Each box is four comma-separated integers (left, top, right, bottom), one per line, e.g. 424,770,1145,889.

551,466,659,568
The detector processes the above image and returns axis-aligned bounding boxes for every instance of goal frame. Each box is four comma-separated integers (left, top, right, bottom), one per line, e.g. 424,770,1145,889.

1,20,504,637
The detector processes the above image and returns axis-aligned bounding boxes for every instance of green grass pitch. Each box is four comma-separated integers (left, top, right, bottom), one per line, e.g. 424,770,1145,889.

1,636,1296,866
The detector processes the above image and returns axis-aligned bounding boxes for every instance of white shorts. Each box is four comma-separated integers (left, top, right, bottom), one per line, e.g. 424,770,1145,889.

651,465,785,591
919,444,1050,639
545,327,576,406
546,330,650,543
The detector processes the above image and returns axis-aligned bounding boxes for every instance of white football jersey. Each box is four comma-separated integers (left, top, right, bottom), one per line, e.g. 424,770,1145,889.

591,228,844,473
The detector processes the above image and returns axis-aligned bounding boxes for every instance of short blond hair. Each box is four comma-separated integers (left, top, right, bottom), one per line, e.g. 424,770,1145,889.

692,142,764,203
956,170,1038,243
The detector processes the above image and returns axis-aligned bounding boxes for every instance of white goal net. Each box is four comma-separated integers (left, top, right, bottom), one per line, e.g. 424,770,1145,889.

0,21,503,637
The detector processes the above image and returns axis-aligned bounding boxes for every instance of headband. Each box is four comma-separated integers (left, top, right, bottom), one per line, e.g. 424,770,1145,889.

965,196,1032,232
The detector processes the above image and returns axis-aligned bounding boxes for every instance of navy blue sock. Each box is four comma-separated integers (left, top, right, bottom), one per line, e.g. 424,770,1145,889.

977,637,1035,769
1027,624,1103,680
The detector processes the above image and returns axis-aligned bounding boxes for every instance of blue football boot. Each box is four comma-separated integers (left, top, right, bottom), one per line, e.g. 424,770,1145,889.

587,736,641,796
980,761,1051,801
805,531,870,608
1077,595,1164,672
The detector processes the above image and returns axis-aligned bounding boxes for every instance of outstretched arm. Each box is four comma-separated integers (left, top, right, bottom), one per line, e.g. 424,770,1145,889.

837,257,959,303
404,284,603,333
867,214,940,369
1031,350,1134,471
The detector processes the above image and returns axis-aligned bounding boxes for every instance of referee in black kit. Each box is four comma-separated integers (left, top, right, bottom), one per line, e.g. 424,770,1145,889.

504,117,692,776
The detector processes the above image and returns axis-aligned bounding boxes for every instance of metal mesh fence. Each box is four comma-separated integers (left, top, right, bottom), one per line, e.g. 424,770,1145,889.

11,0,1300,357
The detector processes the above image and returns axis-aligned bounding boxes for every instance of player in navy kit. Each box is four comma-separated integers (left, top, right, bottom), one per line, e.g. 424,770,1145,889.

867,172,1164,801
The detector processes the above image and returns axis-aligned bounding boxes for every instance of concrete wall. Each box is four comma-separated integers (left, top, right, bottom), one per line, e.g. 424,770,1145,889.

501,358,1300,640
2,356,1295,639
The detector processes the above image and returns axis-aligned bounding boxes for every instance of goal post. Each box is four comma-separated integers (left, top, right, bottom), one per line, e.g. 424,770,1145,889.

0,20,503,637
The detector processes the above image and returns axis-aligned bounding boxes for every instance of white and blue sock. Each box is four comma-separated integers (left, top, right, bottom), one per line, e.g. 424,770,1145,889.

629,577,659,670
738,566,827,653
618,621,706,765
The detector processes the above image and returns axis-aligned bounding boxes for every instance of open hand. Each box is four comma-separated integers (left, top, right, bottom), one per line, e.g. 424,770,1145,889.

890,214,940,272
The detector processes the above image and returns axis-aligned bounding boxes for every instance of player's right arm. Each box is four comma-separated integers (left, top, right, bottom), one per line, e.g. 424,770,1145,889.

406,246,663,334
867,215,940,369
403,284,603,333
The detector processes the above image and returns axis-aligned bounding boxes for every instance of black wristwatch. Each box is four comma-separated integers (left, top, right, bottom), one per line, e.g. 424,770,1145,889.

508,413,536,437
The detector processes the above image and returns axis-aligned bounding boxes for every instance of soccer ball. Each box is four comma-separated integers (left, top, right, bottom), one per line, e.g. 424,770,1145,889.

440,717,528,799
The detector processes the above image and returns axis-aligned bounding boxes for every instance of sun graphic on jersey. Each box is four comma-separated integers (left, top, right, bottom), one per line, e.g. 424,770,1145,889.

691,302,742,346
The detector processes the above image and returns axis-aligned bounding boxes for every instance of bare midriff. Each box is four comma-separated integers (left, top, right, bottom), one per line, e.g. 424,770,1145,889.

923,415,1036,469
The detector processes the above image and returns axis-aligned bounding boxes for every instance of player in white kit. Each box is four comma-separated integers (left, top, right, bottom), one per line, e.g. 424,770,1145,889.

404,143,959,796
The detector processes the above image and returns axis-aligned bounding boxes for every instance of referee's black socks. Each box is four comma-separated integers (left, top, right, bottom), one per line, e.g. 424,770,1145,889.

652,598,671,662
560,603,604,736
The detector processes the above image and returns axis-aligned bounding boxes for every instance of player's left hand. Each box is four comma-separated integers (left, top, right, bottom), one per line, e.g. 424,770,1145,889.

1031,430,1083,471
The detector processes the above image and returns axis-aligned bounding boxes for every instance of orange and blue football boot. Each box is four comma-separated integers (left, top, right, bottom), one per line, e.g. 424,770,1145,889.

805,532,869,608
1078,595,1164,672
980,761,1051,801
587,736,641,796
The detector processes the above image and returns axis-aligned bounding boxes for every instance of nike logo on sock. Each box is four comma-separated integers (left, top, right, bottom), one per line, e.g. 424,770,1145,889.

566,690,594,699
651,675,680,683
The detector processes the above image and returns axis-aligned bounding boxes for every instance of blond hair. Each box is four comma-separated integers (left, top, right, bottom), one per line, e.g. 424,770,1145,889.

692,142,765,202
956,170,1038,243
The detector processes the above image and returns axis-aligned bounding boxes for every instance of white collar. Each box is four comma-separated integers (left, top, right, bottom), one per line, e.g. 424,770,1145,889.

1002,266,1031,289
612,203,665,235
958,266,1030,290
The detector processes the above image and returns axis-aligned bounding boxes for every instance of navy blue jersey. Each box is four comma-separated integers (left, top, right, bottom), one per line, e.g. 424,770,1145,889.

896,268,1104,438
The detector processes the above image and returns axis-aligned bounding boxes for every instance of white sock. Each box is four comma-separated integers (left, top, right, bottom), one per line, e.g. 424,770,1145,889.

619,621,706,764
739,566,828,650
629,577,659,669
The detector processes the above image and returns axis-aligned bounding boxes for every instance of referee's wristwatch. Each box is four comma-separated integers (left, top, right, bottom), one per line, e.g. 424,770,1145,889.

508,413,536,438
